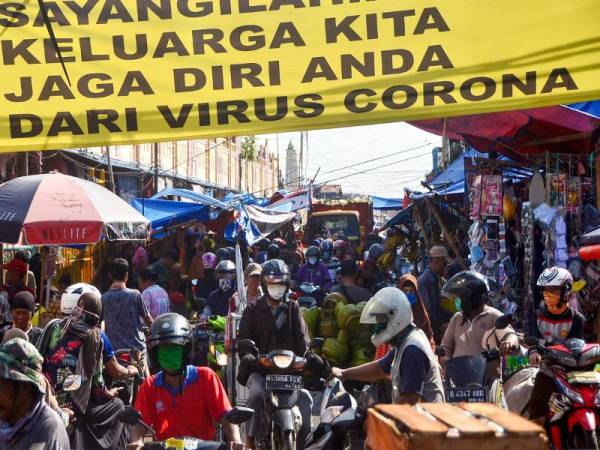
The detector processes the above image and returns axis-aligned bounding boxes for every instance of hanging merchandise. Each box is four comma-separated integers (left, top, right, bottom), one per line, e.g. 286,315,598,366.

481,175,503,216
529,171,546,209
521,202,535,317
503,195,516,221
554,214,568,268
469,174,483,219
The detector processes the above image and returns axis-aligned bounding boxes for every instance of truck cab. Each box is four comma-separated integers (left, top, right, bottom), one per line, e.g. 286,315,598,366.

306,210,361,248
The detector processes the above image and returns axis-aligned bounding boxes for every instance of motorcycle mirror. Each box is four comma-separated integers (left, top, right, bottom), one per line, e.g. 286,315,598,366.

63,374,82,392
309,337,325,349
238,339,257,354
117,407,142,426
223,407,254,425
495,313,514,330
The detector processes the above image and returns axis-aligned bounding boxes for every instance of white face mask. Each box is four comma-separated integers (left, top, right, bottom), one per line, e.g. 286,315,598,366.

308,257,318,265
267,284,287,300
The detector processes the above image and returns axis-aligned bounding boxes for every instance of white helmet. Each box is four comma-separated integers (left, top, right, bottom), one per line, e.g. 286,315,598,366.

360,287,413,347
61,283,101,315
537,267,573,292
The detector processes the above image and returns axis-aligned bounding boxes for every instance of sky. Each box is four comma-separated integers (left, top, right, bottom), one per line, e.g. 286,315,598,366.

257,122,441,197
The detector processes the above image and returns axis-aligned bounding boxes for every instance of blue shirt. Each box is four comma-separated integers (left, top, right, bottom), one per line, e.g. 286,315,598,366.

378,346,430,397
100,330,114,362
101,287,149,352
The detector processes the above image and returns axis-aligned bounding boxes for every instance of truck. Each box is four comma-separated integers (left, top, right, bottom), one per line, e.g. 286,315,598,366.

305,196,373,252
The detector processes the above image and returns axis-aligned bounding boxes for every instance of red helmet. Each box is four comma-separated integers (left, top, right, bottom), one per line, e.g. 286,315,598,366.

333,240,348,252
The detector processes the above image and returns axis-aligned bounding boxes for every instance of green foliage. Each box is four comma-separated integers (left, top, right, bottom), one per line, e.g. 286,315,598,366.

241,136,257,161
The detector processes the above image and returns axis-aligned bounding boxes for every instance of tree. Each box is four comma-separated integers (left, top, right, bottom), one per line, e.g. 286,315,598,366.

241,136,257,161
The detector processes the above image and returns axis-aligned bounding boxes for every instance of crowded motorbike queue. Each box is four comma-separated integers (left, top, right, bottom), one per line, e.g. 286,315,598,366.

0,237,599,450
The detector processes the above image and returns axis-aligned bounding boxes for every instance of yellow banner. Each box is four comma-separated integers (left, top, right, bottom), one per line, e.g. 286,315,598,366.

0,0,598,151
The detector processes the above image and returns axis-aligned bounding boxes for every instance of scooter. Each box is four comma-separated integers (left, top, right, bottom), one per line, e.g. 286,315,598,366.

528,337,600,449
191,316,227,375
117,405,254,450
107,348,146,406
295,283,320,308
239,339,308,450
305,377,363,450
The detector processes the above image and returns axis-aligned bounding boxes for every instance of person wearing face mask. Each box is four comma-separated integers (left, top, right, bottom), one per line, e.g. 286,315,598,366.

296,246,332,299
202,260,236,319
528,267,584,366
130,313,243,450
439,271,518,363
237,259,312,450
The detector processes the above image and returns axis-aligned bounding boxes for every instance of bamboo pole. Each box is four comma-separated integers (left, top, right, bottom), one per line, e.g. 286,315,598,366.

424,197,468,270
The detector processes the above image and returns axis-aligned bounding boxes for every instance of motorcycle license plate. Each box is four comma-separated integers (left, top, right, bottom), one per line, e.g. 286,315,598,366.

447,387,487,403
265,374,303,390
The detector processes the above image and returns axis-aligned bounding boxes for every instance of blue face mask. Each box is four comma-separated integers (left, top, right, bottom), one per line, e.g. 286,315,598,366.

406,292,417,305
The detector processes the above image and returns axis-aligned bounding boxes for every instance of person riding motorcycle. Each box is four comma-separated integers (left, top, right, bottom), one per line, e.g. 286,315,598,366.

362,244,385,292
296,246,333,299
130,313,243,449
333,240,352,262
266,243,281,260
320,239,340,282
202,260,236,319
439,271,519,361
192,252,219,313
528,267,584,366
40,285,138,450
253,238,270,264
237,259,313,450
332,287,444,405
0,337,70,450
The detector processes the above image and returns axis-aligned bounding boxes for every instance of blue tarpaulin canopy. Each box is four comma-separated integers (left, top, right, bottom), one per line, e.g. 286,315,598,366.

371,195,404,210
223,192,270,207
567,101,600,119
131,198,215,231
152,188,230,209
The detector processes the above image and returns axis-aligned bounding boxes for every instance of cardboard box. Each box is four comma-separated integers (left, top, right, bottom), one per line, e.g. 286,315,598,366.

366,402,547,450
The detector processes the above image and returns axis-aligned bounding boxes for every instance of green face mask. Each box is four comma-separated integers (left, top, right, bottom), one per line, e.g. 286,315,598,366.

157,344,184,372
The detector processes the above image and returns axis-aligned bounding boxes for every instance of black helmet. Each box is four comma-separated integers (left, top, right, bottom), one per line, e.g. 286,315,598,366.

261,259,291,286
306,246,321,260
368,244,384,260
147,313,191,371
320,239,333,260
216,248,229,262
267,243,280,260
215,260,236,279
442,271,489,317
256,238,270,251
226,247,235,262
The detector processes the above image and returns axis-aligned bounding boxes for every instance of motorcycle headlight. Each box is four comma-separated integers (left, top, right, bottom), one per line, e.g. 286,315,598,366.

273,354,294,369
321,406,344,424
556,377,583,404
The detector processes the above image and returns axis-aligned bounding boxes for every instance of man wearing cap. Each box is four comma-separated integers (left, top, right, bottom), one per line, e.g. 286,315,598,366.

418,246,451,343
0,259,35,325
0,338,70,450
225,263,263,350
0,292,42,346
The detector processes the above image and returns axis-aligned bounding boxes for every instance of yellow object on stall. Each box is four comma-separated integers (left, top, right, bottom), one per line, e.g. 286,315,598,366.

503,196,516,221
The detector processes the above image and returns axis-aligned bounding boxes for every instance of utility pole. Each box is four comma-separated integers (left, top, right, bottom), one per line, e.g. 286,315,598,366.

105,146,116,193
153,142,159,194
299,131,304,188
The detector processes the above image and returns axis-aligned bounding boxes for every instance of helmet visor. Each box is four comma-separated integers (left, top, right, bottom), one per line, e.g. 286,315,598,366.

262,274,290,285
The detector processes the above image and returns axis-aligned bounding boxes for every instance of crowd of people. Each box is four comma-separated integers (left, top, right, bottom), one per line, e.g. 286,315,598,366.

0,231,590,449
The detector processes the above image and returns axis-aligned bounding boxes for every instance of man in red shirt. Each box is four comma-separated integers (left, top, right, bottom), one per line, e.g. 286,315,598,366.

130,313,243,449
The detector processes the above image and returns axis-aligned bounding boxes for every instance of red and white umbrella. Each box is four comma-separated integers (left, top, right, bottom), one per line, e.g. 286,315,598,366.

0,172,150,245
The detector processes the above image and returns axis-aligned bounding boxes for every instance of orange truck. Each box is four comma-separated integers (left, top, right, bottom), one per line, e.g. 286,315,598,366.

305,198,373,252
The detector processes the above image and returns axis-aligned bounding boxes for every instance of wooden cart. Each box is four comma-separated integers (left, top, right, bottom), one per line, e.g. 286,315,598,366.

366,402,547,450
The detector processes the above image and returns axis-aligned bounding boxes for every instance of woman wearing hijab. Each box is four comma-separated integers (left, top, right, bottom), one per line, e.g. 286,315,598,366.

374,274,435,359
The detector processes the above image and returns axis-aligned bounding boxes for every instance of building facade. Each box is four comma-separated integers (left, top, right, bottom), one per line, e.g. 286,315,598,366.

38,137,280,201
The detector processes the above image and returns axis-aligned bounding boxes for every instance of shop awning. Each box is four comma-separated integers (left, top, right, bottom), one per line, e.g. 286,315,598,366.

131,198,215,232
409,103,600,156
371,196,404,210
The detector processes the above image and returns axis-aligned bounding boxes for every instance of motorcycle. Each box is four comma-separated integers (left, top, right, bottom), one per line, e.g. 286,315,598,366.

528,337,600,449
107,348,146,406
295,283,320,308
117,405,254,450
239,339,308,450
191,316,228,377
305,377,363,450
